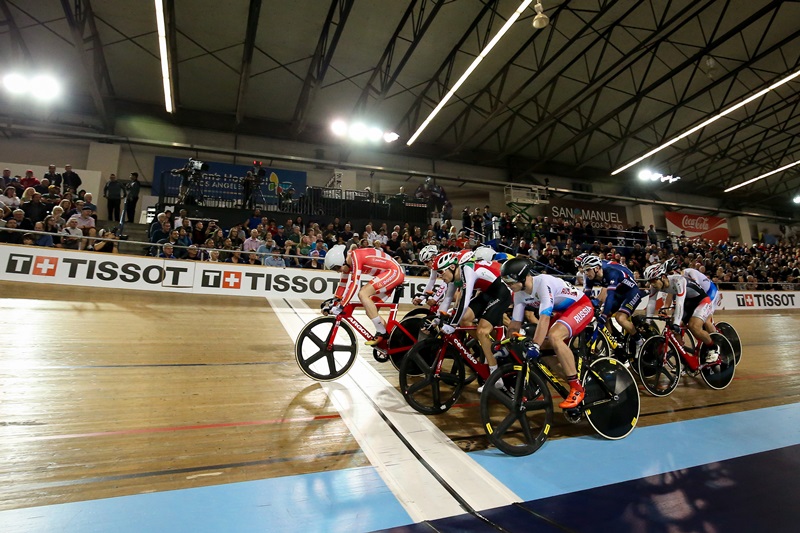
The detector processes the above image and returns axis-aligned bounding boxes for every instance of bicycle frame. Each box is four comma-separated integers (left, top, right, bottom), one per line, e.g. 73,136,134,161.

435,325,508,381
652,319,716,372
325,302,413,357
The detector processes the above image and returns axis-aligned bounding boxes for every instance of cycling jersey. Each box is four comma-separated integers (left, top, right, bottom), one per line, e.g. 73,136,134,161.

646,274,711,326
445,261,510,327
422,249,476,295
512,274,593,338
683,268,721,311
584,260,643,317
335,248,405,305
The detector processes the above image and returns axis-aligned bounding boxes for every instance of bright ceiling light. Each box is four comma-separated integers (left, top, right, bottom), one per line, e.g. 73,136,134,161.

793,194,800,204
154,0,174,113
407,0,534,146
612,67,800,176
29,75,60,101
348,123,368,141
532,1,549,29
638,169,652,181
367,127,383,142
331,119,348,136
383,132,400,143
3,73,28,94
724,158,800,193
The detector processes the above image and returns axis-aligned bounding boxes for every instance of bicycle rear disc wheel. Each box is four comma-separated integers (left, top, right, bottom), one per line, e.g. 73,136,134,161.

399,338,465,415
295,317,357,381
715,322,742,365
582,357,640,440
388,315,427,373
480,363,553,456
637,336,681,397
700,333,736,390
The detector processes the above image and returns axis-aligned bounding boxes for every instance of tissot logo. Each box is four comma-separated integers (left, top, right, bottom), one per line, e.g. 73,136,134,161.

201,270,242,289
5,253,60,277
6,253,33,274
745,294,754,307
735,293,795,307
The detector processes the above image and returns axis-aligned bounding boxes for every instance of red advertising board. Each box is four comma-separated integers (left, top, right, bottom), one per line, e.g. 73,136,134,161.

664,212,729,241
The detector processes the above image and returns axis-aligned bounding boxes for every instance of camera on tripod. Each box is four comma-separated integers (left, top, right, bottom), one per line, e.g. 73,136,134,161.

252,160,267,179
188,158,209,173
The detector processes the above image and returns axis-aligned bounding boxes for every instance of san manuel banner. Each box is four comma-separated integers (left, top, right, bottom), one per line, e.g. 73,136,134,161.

547,198,628,229
665,211,729,241
151,156,307,203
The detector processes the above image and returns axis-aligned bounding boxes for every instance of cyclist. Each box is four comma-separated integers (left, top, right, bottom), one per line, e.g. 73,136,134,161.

433,251,511,390
664,258,721,333
412,245,440,306
643,263,720,363
580,254,645,351
501,257,595,409
323,244,405,347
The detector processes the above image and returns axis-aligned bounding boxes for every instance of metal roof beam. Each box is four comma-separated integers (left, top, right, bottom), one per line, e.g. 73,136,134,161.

0,0,32,63
234,0,262,125
291,0,356,136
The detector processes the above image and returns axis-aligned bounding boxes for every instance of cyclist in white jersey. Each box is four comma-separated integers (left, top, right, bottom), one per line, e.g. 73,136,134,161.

664,259,721,334
644,263,720,363
501,257,595,409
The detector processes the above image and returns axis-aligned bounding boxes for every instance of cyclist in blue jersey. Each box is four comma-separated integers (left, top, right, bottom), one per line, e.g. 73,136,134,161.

580,255,645,350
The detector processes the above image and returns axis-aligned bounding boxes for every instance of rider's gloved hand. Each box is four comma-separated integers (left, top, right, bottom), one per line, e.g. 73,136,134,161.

590,326,601,343
670,323,682,335
590,298,601,308
330,304,343,316
525,342,540,359
595,314,608,330
441,324,456,335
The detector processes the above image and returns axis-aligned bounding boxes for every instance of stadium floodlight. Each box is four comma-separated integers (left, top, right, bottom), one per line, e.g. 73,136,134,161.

383,132,400,143
29,75,60,101
407,0,534,146
331,119,348,136
613,68,800,177
154,0,175,113
2,73,28,94
724,158,800,193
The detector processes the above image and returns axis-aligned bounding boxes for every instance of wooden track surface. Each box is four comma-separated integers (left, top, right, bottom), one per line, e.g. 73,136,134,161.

1,281,798,510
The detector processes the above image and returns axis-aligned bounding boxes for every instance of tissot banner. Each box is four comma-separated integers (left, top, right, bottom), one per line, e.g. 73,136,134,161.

151,156,307,202
664,212,729,241
547,198,628,229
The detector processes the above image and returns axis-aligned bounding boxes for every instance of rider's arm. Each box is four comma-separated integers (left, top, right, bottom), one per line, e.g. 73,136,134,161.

334,252,361,304
531,281,554,347
438,282,457,312
422,269,438,294
447,266,476,326
646,287,659,316
672,276,687,327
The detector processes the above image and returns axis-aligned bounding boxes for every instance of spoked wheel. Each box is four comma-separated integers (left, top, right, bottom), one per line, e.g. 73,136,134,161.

399,338,465,415
715,322,742,365
700,333,736,390
582,357,639,440
295,317,357,381
388,315,428,373
590,333,613,360
480,363,553,456
637,336,682,397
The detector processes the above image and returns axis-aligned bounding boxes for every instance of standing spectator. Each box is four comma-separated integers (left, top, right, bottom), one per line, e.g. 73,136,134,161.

103,173,125,222
20,170,39,189
482,205,494,241
62,164,82,193
647,224,658,245
124,172,141,223
43,165,63,191
461,207,472,235
1,168,11,189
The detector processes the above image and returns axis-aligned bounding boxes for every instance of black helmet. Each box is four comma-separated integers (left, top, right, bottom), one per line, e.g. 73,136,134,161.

500,257,535,284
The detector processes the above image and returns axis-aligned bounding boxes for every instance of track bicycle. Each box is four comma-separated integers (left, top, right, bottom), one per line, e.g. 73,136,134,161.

480,330,640,456
295,288,423,381
398,322,508,415
637,316,735,397
654,305,742,366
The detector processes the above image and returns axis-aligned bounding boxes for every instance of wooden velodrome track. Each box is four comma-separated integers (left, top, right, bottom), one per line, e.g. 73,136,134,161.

1,280,799,515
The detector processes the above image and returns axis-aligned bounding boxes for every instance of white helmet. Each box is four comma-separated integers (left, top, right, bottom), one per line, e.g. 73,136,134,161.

324,244,347,270
643,263,666,281
580,255,603,270
419,245,438,263
473,246,495,263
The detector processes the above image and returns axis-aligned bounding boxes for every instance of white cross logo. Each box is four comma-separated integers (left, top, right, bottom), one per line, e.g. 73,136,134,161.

34,258,57,276
223,272,240,288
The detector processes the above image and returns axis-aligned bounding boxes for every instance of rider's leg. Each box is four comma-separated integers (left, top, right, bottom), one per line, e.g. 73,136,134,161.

475,318,497,367
703,316,716,334
688,316,712,345
614,311,636,337
358,284,384,333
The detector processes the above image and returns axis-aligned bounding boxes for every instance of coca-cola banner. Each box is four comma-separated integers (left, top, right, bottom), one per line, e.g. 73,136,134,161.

665,211,729,241
548,198,628,229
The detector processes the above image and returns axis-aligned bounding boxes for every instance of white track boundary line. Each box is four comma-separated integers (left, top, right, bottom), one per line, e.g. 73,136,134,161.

268,298,520,522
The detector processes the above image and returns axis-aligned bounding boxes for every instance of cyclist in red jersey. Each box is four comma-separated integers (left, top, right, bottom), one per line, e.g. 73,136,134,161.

323,244,405,346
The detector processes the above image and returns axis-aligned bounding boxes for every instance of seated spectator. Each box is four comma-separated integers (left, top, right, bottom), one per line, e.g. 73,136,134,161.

33,221,54,247
263,248,287,267
93,229,119,254
304,250,323,270
60,217,83,249
10,208,34,230
159,243,176,259
0,185,21,208
0,219,23,244
185,245,202,261
226,250,246,264
207,249,222,262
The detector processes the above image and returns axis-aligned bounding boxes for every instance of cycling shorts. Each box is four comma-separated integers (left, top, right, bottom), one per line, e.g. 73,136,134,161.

682,295,713,324
468,278,512,326
370,265,405,295
552,294,594,338
607,288,643,316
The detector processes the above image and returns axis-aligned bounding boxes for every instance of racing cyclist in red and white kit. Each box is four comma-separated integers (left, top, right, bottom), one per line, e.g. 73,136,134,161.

432,251,512,390
323,244,405,348
643,263,720,363
663,258,722,334
500,257,595,409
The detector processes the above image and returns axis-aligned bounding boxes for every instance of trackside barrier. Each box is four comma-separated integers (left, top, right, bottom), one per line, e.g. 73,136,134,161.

1,246,798,311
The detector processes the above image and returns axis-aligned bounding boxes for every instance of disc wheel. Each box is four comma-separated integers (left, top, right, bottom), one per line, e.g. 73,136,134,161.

700,333,736,390
582,357,640,440
637,336,682,397
388,315,427,372
399,338,465,415
295,317,357,381
480,363,553,456
715,322,742,365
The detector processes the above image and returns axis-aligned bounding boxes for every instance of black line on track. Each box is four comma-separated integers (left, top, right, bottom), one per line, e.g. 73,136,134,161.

283,299,517,533
22,449,362,489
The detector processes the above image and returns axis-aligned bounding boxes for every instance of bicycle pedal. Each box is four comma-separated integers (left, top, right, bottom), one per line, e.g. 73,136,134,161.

563,409,582,424
372,349,389,363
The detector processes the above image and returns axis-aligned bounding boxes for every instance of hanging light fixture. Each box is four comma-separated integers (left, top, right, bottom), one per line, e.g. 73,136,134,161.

532,1,549,29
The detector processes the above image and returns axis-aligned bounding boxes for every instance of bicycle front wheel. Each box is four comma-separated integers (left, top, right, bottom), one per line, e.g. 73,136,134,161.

399,338,465,415
295,317,357,381
637,336,681,397
582,357,640,440
700,333,736,390
480,363,553,456
388,315,428,372
715,321,742,365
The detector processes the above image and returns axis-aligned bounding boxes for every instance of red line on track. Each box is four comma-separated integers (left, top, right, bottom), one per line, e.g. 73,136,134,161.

26,414,341,442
